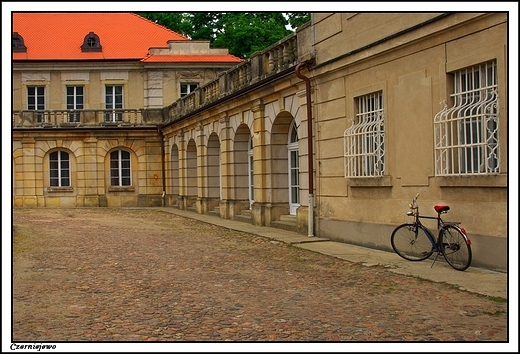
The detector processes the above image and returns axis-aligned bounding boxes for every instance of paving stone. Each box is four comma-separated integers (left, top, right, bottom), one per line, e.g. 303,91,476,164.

11,208,509,348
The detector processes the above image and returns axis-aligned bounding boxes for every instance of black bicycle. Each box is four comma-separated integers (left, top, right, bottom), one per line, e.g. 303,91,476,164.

390,194,472,271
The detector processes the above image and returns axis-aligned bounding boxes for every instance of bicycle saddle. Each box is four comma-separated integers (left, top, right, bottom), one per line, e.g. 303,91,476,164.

434,205,450,213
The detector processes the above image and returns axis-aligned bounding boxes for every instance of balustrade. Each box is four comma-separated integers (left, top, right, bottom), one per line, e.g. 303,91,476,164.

12,109,148,128
13,31,304,128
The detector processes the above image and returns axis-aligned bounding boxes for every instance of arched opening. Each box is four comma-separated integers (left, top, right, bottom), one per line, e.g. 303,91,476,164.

186,139,197,204
271,112,294,212
171,145,179,196
233,124,251,207
207,133,221,199
288,121,300,215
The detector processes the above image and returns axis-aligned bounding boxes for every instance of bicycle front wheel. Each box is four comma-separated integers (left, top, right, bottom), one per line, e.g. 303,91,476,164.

391,223,433,261
440,225,472,271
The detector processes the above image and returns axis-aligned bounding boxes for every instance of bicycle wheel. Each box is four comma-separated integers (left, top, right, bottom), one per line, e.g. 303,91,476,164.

440,225,472,271
391,223,434,261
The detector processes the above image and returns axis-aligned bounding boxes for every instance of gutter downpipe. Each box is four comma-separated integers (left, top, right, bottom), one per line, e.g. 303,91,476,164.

295,59,315,237
157,125,166,207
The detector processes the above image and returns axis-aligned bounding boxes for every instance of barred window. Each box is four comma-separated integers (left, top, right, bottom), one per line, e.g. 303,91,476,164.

434,61,499,175
110,150,131,186
49,151,70,187
344,91,385,177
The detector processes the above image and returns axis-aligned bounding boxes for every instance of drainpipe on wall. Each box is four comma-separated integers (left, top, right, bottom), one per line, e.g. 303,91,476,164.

295,59,316,237
157,125,166,207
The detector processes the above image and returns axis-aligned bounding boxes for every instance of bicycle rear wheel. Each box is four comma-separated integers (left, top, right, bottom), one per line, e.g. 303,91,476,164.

391,223,434,261
440,225,472,271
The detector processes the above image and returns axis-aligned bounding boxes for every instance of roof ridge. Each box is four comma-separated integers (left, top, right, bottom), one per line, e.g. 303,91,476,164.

131,13,189,41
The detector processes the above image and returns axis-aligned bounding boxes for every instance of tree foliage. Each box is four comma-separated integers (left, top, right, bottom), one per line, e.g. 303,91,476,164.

138,12,310,59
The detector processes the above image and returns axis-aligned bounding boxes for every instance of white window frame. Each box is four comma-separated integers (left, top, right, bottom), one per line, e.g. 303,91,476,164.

180,83,199,98
434,60,499,176
49,150,70,187
344,91,385,177
66,85,84,122
110,150,131,187
105,85,123,122
248,136,254,209
27,85,46,123
288,122,300,215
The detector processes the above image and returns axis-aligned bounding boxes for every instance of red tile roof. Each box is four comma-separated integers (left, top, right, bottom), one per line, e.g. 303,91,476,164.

12,12,241,64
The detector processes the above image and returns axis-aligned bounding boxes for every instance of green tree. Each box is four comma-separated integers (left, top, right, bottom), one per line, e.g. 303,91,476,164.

137,12,310,59
286,12,311,29
138,12,193,38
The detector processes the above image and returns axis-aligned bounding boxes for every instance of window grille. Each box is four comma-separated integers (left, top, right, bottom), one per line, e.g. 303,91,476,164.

434,61,499,175
344,91,385,177
49,151,70,187
110,150,131,186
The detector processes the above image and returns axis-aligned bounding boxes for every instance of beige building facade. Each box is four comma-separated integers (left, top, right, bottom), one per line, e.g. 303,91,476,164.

12,13,509,271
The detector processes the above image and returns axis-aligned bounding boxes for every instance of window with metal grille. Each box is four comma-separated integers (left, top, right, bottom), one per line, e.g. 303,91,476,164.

49,150,70,187
180,83,198,97
110,150,131,186
434,60,499,175
66,86,84,122
344,91,385,177
27,86,45,123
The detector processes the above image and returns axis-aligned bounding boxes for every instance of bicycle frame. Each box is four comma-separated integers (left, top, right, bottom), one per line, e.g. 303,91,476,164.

406,194,470,267
414,215,445,253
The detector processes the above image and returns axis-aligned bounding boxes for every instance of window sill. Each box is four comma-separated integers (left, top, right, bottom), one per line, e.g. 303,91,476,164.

348,175,392,187
108,186,135,192
47,187,74,193
437,174,507,187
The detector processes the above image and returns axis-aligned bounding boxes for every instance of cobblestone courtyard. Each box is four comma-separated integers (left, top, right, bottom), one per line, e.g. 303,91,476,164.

11,208,509,349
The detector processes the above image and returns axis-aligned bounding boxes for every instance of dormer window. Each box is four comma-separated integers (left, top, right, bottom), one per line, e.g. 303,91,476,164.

13,32,27,53
81,32,102,52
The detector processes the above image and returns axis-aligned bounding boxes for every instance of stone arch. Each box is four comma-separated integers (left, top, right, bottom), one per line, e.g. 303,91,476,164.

207,132,221,199
271,111,294,205
233,123,251,204
186,139,198,203
170,144,179,196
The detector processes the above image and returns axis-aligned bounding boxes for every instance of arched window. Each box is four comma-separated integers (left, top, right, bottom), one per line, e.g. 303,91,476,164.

13,32,27,52
49,150,70,187
110,150,131,186
288,122,299,213
81,32,102,52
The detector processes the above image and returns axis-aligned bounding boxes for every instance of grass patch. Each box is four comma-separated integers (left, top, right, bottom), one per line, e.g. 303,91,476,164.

483,309,507,316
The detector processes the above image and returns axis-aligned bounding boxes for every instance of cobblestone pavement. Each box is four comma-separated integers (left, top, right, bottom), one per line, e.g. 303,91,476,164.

11,208,510,350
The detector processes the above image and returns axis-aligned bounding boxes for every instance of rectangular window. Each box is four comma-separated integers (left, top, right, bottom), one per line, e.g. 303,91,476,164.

67,86,84,122
27,86,45,123
434,60,499,175
180,83,198,98
110,150,131,186
49,151,70,187
105,85,123,122
344,91,385,177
